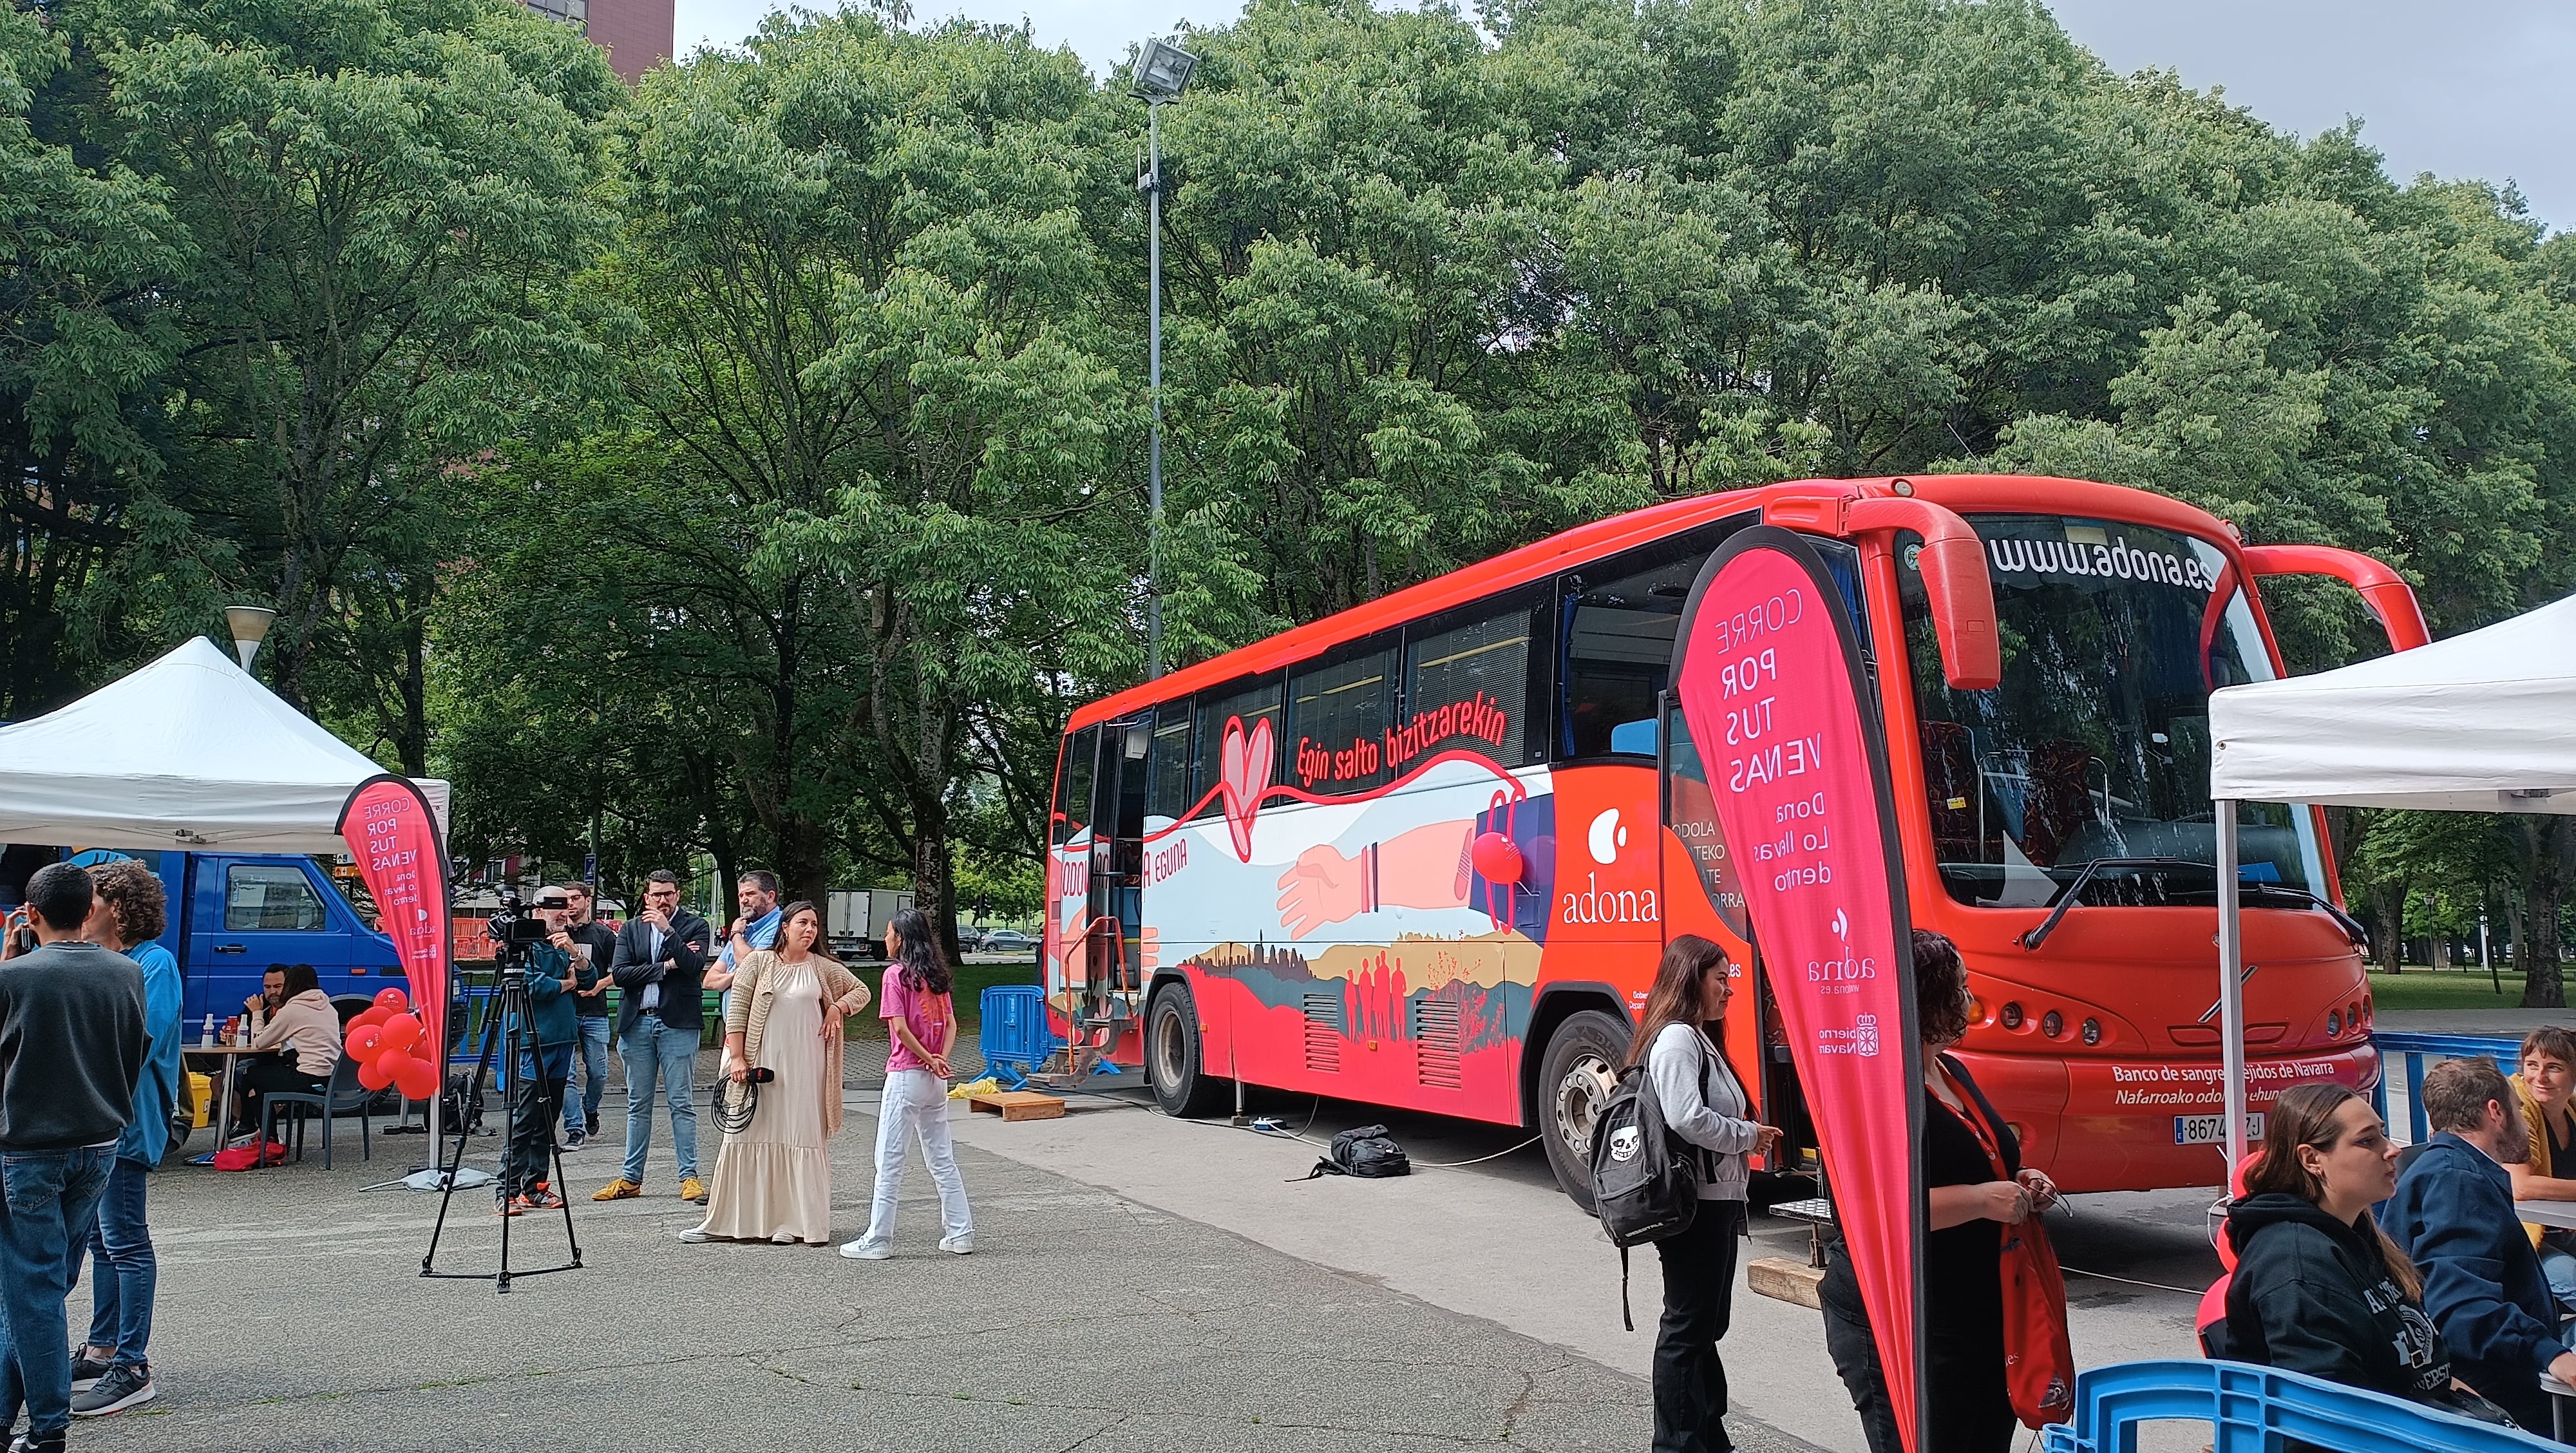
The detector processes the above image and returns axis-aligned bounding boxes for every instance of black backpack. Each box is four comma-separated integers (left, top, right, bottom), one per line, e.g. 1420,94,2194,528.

1591,1061,1698,1329
441,1072,486,1135
1301,1124,1412,1179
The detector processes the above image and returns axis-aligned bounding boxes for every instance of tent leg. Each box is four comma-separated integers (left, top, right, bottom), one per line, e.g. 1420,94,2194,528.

2218,802,2249,1183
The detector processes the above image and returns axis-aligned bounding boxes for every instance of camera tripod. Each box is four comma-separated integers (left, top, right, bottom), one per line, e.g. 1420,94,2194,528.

420,947,583,1291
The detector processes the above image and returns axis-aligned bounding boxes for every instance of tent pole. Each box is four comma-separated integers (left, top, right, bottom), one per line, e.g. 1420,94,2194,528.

2217,802,2249,1182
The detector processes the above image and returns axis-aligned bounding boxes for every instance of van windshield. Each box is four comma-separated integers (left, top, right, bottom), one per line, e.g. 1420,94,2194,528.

1899,515,2327,909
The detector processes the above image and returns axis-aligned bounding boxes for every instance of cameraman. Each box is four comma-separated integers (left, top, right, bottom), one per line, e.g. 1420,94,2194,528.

497,889,579,1215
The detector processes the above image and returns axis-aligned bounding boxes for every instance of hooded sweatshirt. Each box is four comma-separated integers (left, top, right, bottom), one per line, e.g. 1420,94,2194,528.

2224,1192,2451,1407
250,988,343,1077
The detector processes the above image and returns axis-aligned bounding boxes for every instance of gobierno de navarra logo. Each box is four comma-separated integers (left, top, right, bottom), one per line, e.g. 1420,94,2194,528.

1816,1014,1880,1058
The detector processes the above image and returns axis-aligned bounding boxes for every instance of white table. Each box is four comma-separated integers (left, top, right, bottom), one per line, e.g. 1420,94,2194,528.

2515,1200,2576,1231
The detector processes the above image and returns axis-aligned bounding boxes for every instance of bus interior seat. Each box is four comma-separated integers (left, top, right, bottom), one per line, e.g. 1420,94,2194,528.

2019,739,2098,869
1608,718,1657,755
1919,721,1983,863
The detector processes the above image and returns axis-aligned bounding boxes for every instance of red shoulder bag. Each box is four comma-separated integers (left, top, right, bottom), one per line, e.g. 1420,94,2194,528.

1945,1063,2076,1429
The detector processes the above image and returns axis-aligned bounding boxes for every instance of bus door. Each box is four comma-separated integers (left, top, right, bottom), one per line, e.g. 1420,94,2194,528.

1081,716,1151,1038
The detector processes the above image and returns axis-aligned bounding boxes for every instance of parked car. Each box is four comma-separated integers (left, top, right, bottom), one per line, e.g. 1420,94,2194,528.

954,925,987,951
980,929,1035,954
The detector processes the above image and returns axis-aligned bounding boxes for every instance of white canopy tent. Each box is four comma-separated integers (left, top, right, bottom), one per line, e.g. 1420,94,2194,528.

2206,591,2576,1170
0,636,449,853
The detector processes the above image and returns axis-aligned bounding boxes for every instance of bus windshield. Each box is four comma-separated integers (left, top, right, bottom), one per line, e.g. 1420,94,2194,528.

1900,513,2327,910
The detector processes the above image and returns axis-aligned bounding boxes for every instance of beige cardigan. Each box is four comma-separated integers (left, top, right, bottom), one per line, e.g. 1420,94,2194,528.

251,989,344,1077
724,950,871,1137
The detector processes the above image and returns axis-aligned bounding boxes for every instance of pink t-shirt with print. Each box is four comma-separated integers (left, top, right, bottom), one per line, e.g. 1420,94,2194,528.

879,966,953,1074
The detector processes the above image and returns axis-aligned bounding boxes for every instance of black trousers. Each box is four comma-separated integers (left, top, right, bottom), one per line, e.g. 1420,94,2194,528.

1818,1248,2017,1453
234,1058,323,1136
502,1047,571,1199
1654,1199,1747,1453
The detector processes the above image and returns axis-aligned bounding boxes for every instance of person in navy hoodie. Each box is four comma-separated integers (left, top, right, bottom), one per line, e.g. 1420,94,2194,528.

2387,1055,2576,1434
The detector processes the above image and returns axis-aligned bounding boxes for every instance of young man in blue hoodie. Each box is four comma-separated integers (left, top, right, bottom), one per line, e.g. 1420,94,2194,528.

2387,1056,2576,1434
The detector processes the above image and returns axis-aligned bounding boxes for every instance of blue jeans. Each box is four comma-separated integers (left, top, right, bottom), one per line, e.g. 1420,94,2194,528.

81,1158,155,1367
620,1017,700,1184
0,1146,113,1434
2543,1246,2576,1347
567,1015,611,1135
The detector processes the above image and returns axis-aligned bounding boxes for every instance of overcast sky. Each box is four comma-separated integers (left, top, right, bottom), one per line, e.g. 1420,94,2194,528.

672,0,2573,229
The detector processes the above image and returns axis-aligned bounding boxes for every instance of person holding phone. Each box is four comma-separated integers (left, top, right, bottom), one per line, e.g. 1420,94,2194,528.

556,883,616,1151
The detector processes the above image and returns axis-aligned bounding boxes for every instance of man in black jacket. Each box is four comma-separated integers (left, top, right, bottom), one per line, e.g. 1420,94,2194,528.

0,864,146,1452
592,870,710,1203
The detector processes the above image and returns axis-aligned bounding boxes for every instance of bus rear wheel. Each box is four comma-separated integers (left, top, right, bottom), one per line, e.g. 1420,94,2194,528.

1537,1010,1628,1213
1146,982,1227,1118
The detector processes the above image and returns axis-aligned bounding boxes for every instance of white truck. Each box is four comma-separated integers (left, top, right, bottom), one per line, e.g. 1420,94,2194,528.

826,888,914,958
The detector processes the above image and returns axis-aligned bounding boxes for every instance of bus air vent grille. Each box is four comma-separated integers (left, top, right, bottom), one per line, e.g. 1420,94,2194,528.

1302,994,1342,1072
1414,998,1463,1089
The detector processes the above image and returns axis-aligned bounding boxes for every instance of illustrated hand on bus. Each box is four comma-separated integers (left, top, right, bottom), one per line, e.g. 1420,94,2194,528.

1274,822,1475,938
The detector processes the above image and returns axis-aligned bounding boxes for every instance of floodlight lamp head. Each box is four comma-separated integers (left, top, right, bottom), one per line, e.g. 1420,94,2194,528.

1135,36,1199,100
224,605,276,670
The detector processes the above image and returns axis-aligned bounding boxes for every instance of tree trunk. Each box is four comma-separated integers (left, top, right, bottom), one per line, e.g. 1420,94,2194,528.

2371,880,2405,974
2430,933,2451,973
913,793,958,964
778,807,829,910
2526,819,2575,1010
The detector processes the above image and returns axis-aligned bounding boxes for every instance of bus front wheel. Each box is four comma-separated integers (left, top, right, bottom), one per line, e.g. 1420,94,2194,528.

1146,982,1228,1118
1537,1010,1628,1213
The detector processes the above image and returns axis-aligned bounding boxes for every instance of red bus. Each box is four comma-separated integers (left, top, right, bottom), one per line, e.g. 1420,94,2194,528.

1043,475,2425,1202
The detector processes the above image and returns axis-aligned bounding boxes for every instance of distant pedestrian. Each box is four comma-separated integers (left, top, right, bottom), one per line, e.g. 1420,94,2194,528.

1626,935,1779,1453
65,862,181,1418
840,908,972,1260
596,870,712,1204
557,882,617,1151
685,902,871,1246
0,863,146,1452
708,868,782,1000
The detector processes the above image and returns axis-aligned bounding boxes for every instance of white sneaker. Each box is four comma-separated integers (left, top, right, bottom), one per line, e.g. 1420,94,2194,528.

939,1235,975,1255
771,1231,798,1245
676,1227,712,1243
838,1239,891,1260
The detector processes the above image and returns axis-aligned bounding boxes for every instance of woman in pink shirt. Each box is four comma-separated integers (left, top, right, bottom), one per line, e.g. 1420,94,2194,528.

840,909,974,1258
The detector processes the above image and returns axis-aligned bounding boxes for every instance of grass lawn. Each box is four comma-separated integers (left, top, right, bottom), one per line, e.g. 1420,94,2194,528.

2367,965,2523,1012
840,955,1039,1041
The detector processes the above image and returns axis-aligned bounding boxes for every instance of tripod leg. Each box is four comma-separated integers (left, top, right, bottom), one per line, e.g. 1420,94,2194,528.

422,982,506,1275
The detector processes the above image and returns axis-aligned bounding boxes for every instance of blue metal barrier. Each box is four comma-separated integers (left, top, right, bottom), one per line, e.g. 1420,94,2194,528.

2371,1031,2521,1143
979,984,1063,1090
2043,1359,2557,1453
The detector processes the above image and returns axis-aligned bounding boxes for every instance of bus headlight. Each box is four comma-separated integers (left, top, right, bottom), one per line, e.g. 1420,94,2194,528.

2326,1011,2342,1037
2080,1017,2101,1046
2000,1002,2025,1030
2041,1011,2064,1039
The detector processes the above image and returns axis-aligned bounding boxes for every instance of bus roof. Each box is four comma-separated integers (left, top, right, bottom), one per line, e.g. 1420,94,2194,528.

1069,473,2237,732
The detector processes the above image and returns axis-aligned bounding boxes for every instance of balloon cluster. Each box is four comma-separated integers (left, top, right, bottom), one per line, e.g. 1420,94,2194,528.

345,988,440,1102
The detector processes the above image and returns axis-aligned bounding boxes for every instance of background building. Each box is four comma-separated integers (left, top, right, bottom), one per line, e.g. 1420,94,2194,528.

523,0,672,84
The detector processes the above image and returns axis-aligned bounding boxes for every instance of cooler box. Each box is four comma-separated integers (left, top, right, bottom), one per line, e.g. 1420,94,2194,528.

979,984,1063,1088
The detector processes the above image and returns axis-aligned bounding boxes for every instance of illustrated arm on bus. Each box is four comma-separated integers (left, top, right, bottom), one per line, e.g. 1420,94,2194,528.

1274,821,1476,938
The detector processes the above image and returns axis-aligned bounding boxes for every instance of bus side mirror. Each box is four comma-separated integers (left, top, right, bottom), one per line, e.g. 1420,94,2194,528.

1844,497,2002,691
2239,544,2430,653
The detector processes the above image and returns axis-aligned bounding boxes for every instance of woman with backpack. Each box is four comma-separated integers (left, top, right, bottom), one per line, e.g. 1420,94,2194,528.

1818,930,2061,1453
1628,934,1782,1453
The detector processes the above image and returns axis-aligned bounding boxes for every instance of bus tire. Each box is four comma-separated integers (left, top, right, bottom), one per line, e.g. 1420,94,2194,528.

1537,1009,1629,1213
1145,982,1227,1119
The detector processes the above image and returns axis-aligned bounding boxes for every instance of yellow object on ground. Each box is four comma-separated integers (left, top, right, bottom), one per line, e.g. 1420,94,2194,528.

947,1076,1000,1100
187,1072,213,1128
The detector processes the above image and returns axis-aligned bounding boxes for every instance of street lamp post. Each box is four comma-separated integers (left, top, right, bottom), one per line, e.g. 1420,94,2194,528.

1134,36,1198,681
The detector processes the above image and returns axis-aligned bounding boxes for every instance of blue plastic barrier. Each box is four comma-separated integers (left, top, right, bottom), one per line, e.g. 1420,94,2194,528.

980,984,1063,1090
2042,1359,2558,1453
2371,1031,2520,1144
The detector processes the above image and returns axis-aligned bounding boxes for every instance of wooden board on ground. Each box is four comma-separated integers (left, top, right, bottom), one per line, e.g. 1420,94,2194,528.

969,1090,1066,1122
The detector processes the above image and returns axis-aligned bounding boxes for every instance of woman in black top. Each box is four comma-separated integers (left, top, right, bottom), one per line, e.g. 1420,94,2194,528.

1818,931,2060,1453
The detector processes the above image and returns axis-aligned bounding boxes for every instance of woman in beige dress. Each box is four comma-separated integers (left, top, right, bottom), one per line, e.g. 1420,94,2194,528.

683,901,870,1245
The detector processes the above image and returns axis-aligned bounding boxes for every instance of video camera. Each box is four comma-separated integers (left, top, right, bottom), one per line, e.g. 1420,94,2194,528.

483,886,569,966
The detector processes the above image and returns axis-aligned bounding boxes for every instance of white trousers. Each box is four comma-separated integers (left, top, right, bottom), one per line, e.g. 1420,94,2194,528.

858,1068,972,1248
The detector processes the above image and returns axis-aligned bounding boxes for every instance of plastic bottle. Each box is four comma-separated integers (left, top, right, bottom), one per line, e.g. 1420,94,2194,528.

201,1013,214,1048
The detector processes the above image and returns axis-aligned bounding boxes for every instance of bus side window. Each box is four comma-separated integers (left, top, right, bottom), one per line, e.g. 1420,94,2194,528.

1287,642,1396,795
1146,702,1194,822
1054,725,1099,846
1192,677,1283,819
1403,605,1534,766
1553,516,1756,761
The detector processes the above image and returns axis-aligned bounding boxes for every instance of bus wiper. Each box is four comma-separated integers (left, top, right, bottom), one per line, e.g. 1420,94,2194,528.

2018,857,2198,951
2236,883,2371,951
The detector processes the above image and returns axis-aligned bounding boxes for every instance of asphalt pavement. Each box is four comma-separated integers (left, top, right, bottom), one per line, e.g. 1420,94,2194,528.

62,1088,1823,1453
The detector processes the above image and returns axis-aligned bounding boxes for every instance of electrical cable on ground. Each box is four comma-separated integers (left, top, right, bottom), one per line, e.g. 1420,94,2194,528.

2056,1264,2201,1296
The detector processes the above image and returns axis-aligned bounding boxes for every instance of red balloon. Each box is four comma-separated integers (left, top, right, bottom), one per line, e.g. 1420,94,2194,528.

393,1056,440,1103
379,1014,422,1052
347,1024,386,1061
1470,830,1525,885
356,1056,396,1092
373,987,410,1014
372,1045,412,1083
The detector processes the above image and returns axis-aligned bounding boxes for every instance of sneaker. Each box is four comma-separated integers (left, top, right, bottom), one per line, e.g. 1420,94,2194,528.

679,1176,707,1204
70,1363,154,1418
9,1430,66,1452
591,1178,643,1201
493,1196,523,1218
939,1235,976,1255
522,1184,565,1211
772,1231,799,1245
676,1227,712,1243
562,1129,587,1152
838,1239,891,1260
70,1351,110,1392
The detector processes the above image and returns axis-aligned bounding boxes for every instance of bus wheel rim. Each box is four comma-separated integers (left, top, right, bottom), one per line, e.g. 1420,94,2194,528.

1555,1052,1616,1159
1152,1002,1185,1087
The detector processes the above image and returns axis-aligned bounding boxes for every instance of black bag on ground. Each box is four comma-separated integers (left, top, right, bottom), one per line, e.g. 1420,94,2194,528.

1301,1124,1412,1180
1591,1062,1698,1330
441,1072,485,1135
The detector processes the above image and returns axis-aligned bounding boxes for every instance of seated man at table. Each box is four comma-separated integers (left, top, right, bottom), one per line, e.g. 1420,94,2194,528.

2509,1027,2576,1322
232,962,342,1139
2388,1056,2576,1434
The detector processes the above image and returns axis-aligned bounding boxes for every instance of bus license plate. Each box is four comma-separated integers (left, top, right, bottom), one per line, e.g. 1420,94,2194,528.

2174,1113,2263,1146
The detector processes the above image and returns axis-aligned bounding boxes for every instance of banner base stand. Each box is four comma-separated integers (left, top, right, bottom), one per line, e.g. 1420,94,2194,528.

363,1165,494,1193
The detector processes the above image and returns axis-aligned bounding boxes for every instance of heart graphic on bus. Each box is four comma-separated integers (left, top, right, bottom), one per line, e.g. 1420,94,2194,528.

1219,715,1274,860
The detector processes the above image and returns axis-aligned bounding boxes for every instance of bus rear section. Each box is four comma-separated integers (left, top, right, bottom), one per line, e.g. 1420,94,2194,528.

1045,475,2414,1202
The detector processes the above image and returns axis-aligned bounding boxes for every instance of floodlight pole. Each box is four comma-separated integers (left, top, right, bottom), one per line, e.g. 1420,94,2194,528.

1144,94,1166,681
